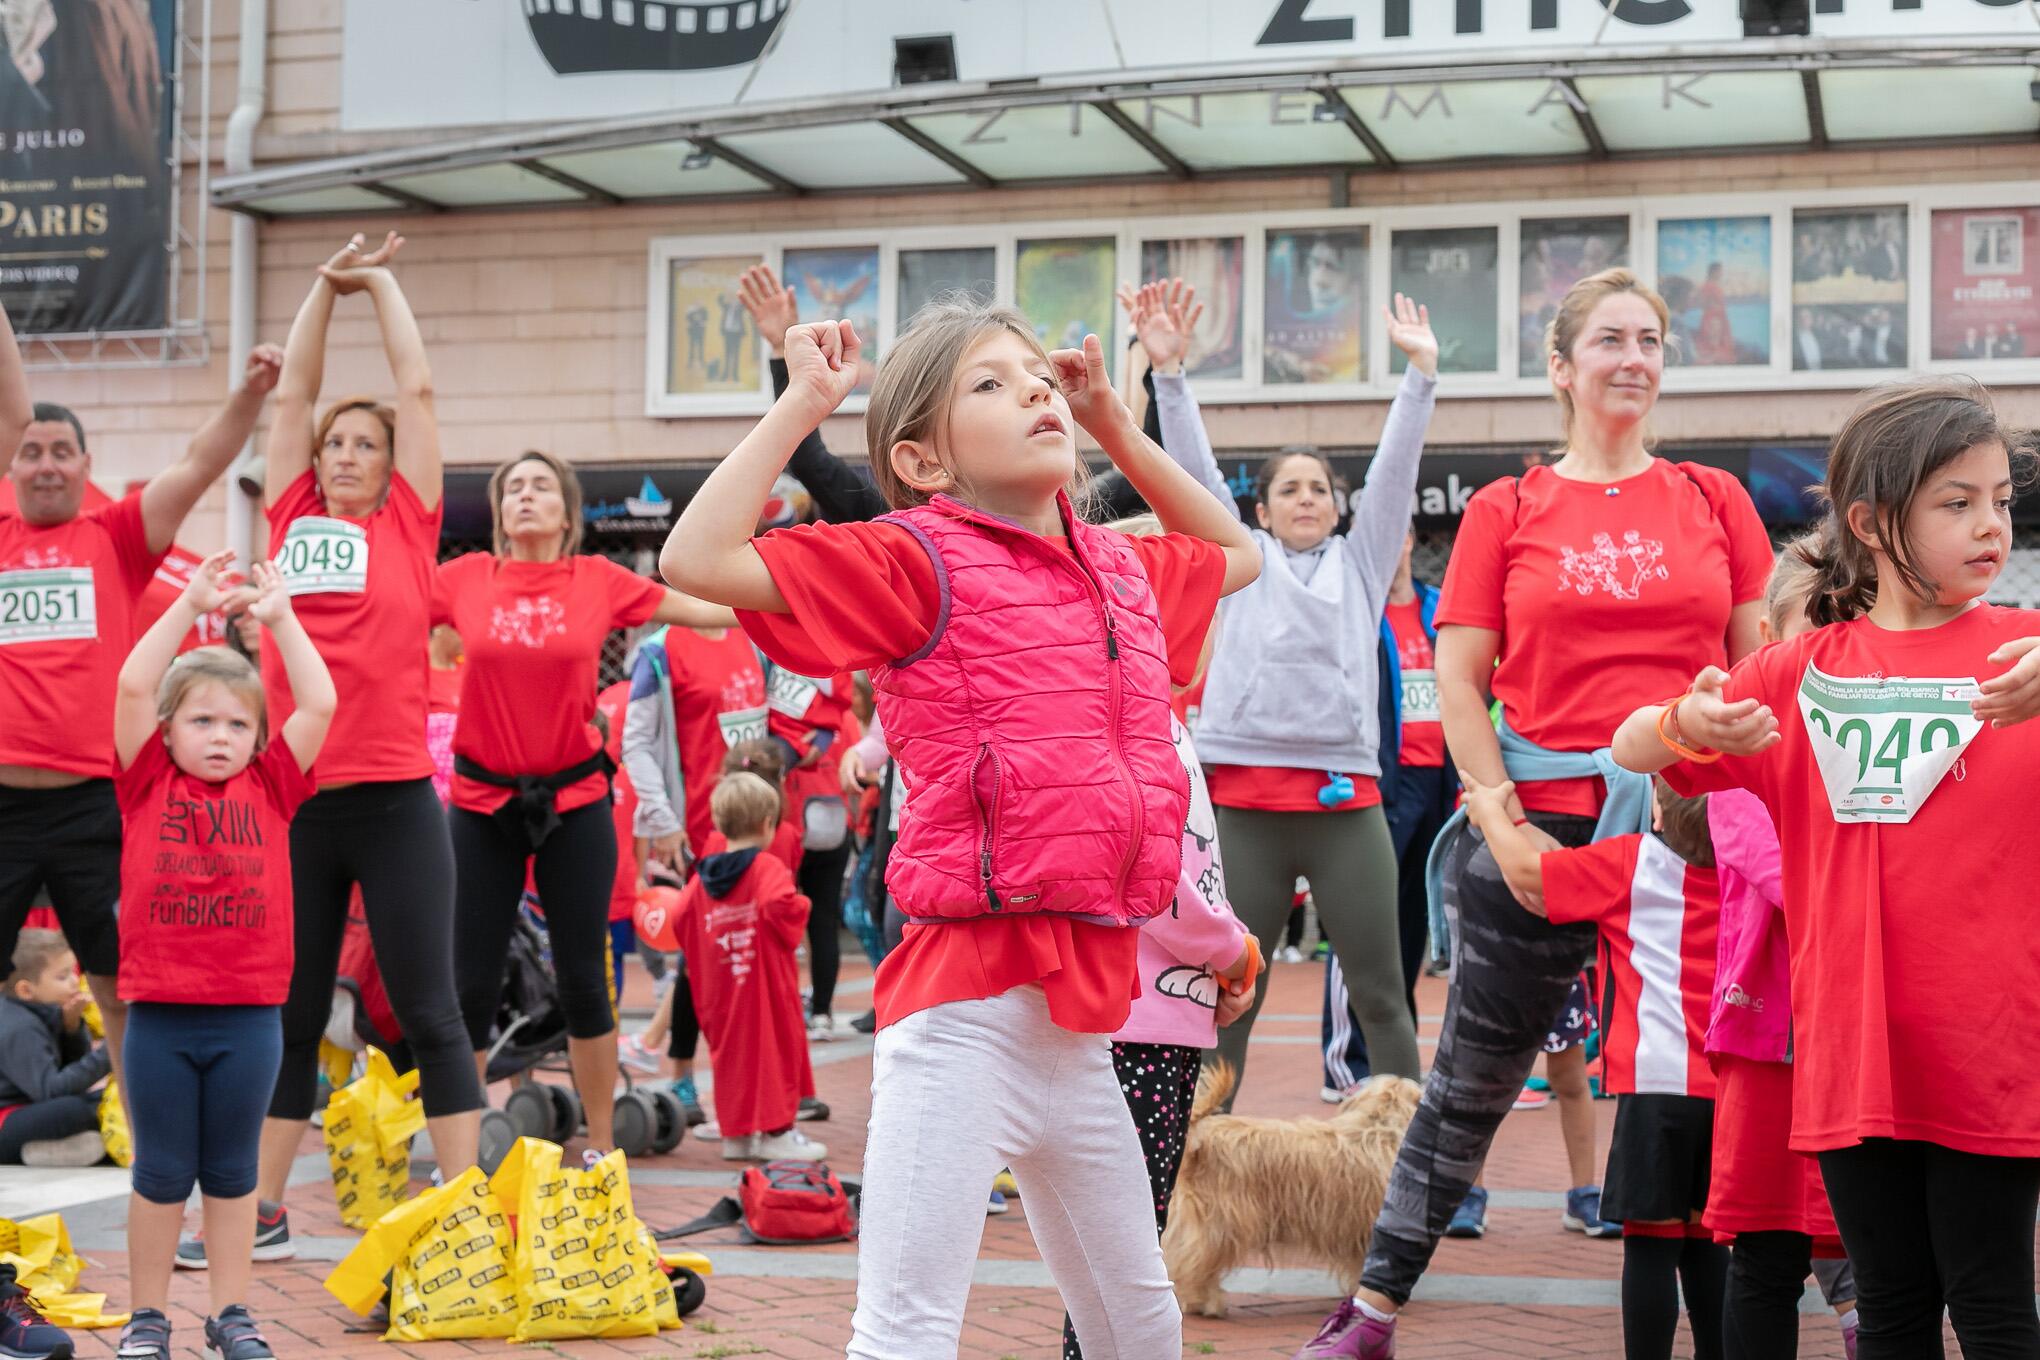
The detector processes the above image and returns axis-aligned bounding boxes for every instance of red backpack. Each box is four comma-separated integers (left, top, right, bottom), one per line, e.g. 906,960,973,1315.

658,1160,858,1247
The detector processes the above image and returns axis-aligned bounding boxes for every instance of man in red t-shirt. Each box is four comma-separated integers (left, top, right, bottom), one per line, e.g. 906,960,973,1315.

0,339,284,1089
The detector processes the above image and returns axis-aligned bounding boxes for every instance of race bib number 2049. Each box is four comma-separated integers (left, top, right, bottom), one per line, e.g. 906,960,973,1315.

277,517,369,596
1796,663,1982,824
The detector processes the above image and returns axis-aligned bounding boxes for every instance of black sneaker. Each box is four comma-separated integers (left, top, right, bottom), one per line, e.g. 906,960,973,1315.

797,1096,830,1122
176,1202,293,1269
849,1009,877,1034
0,1263,72,1360
115,1308,170,1360
203,1306,273,1360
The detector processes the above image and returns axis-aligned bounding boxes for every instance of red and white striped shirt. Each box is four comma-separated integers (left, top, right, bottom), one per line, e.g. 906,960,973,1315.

1542,834,1719,1099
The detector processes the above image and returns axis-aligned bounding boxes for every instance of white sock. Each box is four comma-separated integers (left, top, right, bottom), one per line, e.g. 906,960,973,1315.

1838,1309,1859,1331
1351,1297,1396,1324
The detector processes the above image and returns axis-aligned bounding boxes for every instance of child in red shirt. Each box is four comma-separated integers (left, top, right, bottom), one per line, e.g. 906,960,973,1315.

673,771,818,1163
660,304,1258,1360
112,551,333,1360
1614,378,2040,1356
1460,770,1727,1360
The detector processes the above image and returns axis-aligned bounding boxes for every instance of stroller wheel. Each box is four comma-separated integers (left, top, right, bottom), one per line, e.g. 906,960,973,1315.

504,1084,554,1140
544,1083,583,1144
478,1108,519,1176
670,1267,707,1317
648,1089,686,1154
613,1090,656,1158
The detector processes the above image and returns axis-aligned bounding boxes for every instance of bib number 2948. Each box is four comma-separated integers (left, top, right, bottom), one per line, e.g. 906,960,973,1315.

0,568,95,645
278,517,369,596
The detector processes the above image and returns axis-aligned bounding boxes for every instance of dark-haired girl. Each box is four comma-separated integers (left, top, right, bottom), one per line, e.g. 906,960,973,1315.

1616,377,2040,1360
1134,279,1436,1094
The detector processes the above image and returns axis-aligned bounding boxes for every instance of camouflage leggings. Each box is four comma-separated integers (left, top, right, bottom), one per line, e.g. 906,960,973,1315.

1360,811,1600,1304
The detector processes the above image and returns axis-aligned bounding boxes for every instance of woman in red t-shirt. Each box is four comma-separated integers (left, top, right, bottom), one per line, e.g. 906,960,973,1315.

437,450,732,1152
1616,379,2040,1358
1303,268,1772,1358
240,234,486,1253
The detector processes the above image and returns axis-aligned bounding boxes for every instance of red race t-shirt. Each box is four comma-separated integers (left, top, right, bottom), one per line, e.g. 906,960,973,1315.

1204,765,1379,812
1386,598,1444,769
660,627,770,858
433,553,665,818
1665,605,2040,1157
597,680,640,921
265,470,440,787
427,664,463,716
115,736,317,1004
1436,461,1769,816
0,494,166,775
1542,833,1718,1099
737,518,1226,1034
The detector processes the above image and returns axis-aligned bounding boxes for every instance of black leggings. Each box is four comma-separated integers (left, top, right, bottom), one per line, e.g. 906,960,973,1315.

1819,1139,2040,1360
451,800,619,1046
1624,1233,1728,1360
0,1094,98,1163
799,840,851,1016
1725,1232,1857,1360
272,779,482,1121
667,968,699,1062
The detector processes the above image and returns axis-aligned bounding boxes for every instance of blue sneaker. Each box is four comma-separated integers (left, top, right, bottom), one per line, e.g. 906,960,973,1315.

1444,1186,1488,1239
0,1264,71,1359
986,1190,1009,1216
1563,1185,1622,1238
670,1076,706,1127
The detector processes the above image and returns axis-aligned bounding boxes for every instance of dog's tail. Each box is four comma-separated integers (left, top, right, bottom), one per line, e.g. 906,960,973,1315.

1190,1060,1236,1123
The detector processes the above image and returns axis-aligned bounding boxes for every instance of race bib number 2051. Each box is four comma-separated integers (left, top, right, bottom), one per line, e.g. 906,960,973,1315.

0,567,95,645
1796,663,1982,824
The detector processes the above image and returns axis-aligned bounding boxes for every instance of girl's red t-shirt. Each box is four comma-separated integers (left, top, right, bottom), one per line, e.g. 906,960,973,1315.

736,519,1225,1034
597,680,640,922
1664,605,2040,1157
115,736,317,1004
432,553,664,817
1436,461,1771,816
265,470,440,787
660,627,769,858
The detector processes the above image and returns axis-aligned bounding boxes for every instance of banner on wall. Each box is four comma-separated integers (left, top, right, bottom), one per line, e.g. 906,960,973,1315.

340,0,2040,133
0,0,175,334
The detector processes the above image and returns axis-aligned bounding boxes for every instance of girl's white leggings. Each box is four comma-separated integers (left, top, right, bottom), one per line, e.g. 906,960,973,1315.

847,984,1182,1360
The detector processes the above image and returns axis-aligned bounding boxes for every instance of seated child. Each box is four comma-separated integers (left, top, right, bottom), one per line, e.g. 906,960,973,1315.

1459,770,1727,1360
0,928,109,1167
674,771,822,1163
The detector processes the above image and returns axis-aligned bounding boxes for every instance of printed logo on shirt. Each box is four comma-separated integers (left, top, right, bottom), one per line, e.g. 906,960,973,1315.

277,517,369,596
1722,983,1765,1012
717,705,768,749
1556,531,1668,601
158,793,265,848
707,899,759,979
489,595,568,649
0,566,95,645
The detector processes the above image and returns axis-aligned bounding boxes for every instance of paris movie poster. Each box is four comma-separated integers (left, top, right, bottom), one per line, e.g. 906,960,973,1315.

0,0,175,335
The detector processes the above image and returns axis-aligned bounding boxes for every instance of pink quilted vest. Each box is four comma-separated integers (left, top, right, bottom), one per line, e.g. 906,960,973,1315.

873,493,1187,926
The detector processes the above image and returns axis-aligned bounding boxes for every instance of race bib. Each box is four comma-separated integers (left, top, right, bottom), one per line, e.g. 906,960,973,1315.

1400,668,1440,724
1796,663,1983,823
276,517,368,596
717,705,768,749
766,668,826,721
0,567,95,645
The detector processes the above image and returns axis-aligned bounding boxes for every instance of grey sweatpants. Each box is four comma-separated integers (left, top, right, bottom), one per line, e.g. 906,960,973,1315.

1208,804,1420,1098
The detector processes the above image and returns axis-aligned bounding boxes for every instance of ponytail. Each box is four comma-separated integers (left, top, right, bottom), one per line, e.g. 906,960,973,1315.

1793,528,1876,629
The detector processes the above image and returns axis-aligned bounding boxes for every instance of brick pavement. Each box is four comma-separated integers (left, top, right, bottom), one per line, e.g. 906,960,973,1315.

24,953,1892,1359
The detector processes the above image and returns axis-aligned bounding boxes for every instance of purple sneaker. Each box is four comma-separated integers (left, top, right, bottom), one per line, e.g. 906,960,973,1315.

1293,1299,1396,1359
1842,1316,1858,1360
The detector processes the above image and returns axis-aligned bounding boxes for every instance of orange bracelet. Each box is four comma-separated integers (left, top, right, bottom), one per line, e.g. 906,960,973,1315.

1655,691,1723,764
1229,934,1264,996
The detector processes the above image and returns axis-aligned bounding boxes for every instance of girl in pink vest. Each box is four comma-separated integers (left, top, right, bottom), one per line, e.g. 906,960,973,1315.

663,305,1259,1360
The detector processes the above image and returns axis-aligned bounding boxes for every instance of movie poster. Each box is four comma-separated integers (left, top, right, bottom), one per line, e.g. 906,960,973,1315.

666,254,762,396
1139,236,1244,380
1791,206,1907,371
1931,206,2040,361
1519,217,1628,376
0,0,176,334
784,244,880,392
1389,227,1498,374
1657,216,1772,367
897,247,994,332
1014,237,1117,357
1264,227,1367,386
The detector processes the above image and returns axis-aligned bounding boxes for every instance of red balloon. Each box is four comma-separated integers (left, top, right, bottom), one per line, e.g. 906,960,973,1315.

633,885,685,952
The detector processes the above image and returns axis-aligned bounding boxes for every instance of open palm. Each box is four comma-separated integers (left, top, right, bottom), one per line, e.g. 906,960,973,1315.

1384,293,1438,376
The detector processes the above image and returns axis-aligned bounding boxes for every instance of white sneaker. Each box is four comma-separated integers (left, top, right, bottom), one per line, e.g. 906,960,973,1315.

21,1129,106,1167
1277,945,1305,964
616,1032,660,1075
719,1133,758,1161
752,1128,827,1161
807,1013,835,1042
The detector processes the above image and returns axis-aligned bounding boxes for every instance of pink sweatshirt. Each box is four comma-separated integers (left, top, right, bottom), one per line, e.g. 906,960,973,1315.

1115,717,1250,1049
1704,788,1793,1063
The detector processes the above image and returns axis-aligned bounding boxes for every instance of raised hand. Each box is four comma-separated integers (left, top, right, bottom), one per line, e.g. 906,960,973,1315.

1049,333,1124,438
179,548,242,615
1975,636,2040,728
780,320,861,419
1384,293,1438,378
243,560,294,627
242,343,284,396
320,230,404,295
1677,666,1780,757
1129,278,1202,375
739,264,801,357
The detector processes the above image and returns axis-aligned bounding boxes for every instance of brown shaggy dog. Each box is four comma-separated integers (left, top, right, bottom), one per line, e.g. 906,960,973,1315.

1162,1063,1423,1317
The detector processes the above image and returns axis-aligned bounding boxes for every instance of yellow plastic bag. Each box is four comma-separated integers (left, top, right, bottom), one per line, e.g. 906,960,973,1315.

96,1083,129,1169
323,1049,426,1230
324,1167,518,1341
0,1214,126,1329
491,1138,678,1340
